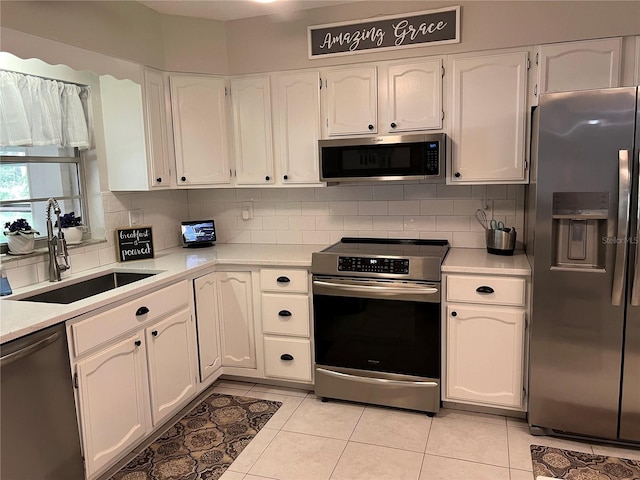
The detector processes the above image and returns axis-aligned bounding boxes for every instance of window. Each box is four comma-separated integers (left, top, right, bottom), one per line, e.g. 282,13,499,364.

1,145,87,250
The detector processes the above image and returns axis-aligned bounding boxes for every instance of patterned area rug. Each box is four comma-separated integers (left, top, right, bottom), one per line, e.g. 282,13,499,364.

110,393,282,480
530,445,640,480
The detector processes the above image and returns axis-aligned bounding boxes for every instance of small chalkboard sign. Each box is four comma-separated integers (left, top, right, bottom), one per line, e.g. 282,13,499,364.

115,227,154,262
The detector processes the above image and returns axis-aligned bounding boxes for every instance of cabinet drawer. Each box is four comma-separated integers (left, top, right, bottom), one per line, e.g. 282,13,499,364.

446,275,526,307
262,293,310,337
264,337,312,382
260,268,308,293
70,281,190,357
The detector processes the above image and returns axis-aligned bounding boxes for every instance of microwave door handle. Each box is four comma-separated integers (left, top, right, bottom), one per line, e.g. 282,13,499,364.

612,149,631,306
631,150,640,306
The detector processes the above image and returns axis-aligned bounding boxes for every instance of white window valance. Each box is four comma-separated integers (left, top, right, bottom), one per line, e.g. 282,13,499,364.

0,70,92,150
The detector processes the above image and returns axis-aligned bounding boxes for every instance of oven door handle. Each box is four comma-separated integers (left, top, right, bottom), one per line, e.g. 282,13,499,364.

316,367,438,387
313,280,438,295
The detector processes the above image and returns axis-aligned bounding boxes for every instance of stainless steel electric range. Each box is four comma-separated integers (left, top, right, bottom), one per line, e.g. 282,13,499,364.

311,237,450,415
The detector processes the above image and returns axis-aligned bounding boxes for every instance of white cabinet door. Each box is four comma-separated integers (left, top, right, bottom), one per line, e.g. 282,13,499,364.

276,71,323,184
446,304,525,408
170,75,231,186
143,68,172,188
324,66,377,136
536,37,621,100
194,272,222,381
217,271,256,369
449,51,528,184
387,59,443,132
231,76,274,185
145,308,197,426
76,333,149,479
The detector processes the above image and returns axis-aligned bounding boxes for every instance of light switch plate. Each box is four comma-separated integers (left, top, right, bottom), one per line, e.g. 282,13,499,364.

242,202,254,220
129,209,143,226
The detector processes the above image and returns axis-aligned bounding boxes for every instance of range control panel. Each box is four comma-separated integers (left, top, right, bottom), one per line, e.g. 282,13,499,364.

338,256,410,274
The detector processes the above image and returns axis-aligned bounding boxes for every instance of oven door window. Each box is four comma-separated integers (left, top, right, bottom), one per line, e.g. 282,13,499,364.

313,294,440,378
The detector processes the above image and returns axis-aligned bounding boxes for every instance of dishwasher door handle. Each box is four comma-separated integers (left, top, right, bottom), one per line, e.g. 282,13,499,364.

0,331,61,368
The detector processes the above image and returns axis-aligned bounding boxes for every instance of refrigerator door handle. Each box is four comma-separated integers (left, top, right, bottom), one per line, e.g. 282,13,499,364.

612,149,631,306
631,151,640,306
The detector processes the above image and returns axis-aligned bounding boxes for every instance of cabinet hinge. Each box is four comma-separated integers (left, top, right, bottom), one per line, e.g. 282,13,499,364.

526,58,531,70
441,65,445,77
73,372,78,389
535,51,539,66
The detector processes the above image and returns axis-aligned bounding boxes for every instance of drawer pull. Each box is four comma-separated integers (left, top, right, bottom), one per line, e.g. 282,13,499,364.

135,306,150,316
151,330,158,337
276,276,290,284
278,310,292,317
451,311,457,317
475,286,495,294
134,340,142,347
280,353,294,361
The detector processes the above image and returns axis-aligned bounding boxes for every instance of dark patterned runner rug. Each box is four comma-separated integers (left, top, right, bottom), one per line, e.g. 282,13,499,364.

111,393,282,480
530,445,640,480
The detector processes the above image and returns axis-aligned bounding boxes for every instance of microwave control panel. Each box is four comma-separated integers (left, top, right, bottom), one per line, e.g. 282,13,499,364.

338,256,410,274
425,142,440,175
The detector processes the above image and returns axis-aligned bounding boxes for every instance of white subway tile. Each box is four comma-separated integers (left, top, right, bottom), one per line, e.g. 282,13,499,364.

303,230,330,245
486,185,507,199
453,231,486,248
261,189,289,202
388,200,420,216
316,216,344,231
289,216,316,231
236,189,262,201
187,189,215,203
287,188,315,201
373,185,404,200
453,199,485,215
359,231,387,238
387,230,418,239
226,230,251,243
420,199,454,215
372,216,404,231
238,217,263,230
329,201,358,216
436,216,470,232
6,264,39,289
215,217,239,232
251,230,277,244
105,192,132,213
330,231,357,242
344,215,372,230
422,231,453,243
301,202,329,216
262,216,289,230
437,184,472,198
493,199,516,217
358,201,388,215
342,185,373,201
69,250,101,274
99,247,117,266
36,260,48,282
276,230,303,244
276,202,302,216
404,216,436,231
471,185,487,198
17,254,45,266
314,186,343,201
254,202,276,217
211,189,237,202
222,202,242,217
404,184,437,200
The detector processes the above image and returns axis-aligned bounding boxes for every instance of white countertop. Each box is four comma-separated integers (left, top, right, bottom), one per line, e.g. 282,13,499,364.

1,243,325,344
442,248,531,276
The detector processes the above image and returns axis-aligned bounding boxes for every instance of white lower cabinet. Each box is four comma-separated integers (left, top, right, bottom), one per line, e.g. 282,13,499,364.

443,272,529,411
68,281,196,479
193,273,222,381
264,336,312,382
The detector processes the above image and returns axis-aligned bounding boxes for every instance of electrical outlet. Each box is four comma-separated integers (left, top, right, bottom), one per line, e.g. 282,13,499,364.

129,209,143,226
242,202,254,220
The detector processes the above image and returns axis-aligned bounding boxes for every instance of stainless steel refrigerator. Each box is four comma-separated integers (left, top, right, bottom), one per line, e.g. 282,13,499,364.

527,86,640,444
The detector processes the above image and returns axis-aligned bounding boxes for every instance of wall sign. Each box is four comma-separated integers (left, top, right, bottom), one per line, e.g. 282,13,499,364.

308,6,460,59
115,227,154,262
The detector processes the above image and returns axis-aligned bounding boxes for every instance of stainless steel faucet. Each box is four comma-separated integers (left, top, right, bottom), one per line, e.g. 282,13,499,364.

46,198,70,281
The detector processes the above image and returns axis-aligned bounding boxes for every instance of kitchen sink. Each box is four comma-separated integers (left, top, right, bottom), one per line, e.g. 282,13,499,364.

16,271,158,304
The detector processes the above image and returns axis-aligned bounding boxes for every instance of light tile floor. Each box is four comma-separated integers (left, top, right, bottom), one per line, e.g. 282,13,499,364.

214,380,640,480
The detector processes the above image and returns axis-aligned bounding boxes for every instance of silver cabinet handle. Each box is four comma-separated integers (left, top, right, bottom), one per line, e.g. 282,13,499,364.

632,150,640,306
0,331,60,368
612,149,631,306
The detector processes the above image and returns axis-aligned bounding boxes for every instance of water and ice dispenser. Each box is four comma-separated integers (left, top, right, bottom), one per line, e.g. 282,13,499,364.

551,192,609,271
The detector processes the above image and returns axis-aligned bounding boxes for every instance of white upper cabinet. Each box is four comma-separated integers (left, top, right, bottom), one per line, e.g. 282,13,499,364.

386,59,443,132
534,37,622,103
231,75,274,185
448,50,529,184
143,68,173,188
274,71,323,185
323,65,378,136
170,75,231,186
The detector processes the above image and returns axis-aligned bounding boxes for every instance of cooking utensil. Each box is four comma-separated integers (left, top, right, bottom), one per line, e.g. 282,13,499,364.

490,219,505,230
475,209,489,230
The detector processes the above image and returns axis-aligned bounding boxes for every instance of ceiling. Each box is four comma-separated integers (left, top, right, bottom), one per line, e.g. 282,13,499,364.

138,0,358,22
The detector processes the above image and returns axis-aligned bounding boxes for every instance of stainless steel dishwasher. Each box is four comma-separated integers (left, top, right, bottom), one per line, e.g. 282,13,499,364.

1,323,85,479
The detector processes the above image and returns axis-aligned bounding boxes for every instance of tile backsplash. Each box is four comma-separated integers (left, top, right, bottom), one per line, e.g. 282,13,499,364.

2,183,525,290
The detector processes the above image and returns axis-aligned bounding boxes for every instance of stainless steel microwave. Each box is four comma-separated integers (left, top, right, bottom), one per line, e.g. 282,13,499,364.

319,133,446,183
